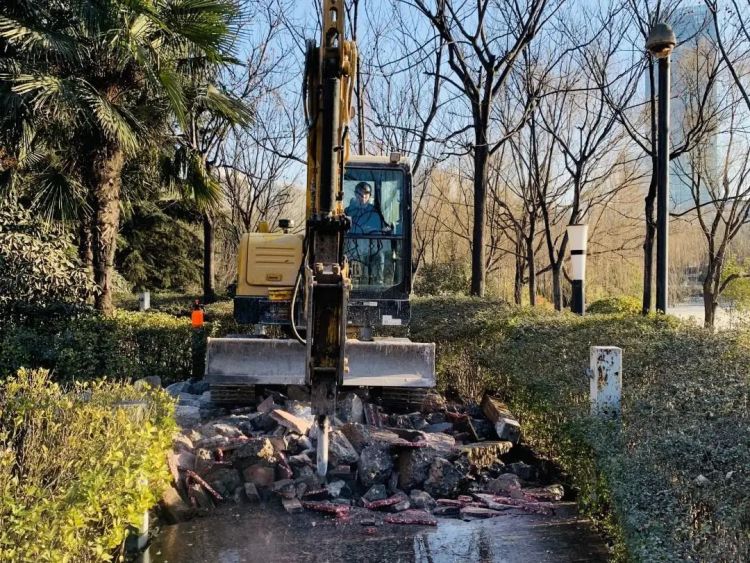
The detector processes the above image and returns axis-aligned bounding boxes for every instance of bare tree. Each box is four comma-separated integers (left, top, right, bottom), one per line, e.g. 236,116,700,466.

408,0,558,296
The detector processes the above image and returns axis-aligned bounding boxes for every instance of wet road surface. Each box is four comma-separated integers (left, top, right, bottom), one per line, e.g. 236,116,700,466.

140,502,610,563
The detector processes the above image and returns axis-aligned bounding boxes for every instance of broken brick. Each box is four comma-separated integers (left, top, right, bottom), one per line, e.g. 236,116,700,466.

384,510,437,526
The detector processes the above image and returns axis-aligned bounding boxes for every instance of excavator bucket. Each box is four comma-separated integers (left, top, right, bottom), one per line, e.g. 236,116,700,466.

205,337,435,404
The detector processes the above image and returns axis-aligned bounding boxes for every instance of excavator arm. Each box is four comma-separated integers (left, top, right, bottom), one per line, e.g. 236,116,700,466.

303,0,357,474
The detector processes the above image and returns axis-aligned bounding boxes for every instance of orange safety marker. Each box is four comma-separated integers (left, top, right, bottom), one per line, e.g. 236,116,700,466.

191,300,204,328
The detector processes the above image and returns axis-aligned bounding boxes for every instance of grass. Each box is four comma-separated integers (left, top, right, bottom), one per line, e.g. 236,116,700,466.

408,297,750,562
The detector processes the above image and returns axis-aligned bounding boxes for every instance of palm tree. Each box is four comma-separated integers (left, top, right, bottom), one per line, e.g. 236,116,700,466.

0,0,243,314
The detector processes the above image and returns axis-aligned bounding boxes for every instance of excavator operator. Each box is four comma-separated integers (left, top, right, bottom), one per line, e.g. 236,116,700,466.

345,181,390,285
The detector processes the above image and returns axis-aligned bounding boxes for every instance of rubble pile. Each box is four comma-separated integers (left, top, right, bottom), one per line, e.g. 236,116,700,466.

160,382,566,526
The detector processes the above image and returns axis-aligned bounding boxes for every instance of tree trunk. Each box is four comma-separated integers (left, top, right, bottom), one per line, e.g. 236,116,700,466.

471,140,489,297
527,237,536,306
203,212,216,303
703,280,716,330
552,264,563,311
77,216,93,270
514,239,524,306
91,145,125,315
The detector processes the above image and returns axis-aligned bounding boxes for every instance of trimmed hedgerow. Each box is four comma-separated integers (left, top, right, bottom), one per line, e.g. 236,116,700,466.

0,369,175,562
0,310,230,384
409,297,750,562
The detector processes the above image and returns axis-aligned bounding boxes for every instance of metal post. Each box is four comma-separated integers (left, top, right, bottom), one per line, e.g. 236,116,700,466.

656,55,671,313
646,22,676,314
567,224,588,315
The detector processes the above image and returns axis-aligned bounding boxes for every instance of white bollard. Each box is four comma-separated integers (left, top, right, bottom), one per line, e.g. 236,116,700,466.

138,291,150,311
589,346,622,417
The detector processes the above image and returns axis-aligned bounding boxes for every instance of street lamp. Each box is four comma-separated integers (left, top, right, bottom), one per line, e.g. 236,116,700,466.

567,224,588,315
646,22,677,314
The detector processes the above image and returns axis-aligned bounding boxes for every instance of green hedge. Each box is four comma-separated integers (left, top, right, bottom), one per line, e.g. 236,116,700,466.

0,310,228,384
409,297,750,562
0,369,175,561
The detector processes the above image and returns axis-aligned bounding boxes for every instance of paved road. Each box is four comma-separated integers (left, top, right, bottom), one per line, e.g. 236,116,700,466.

139,502,610,563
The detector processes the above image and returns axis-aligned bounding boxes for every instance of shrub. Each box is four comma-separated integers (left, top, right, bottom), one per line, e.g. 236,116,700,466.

414,262,469,296
0,369,175,561
0,205,97,314
587,295,642,315
0,310,223,384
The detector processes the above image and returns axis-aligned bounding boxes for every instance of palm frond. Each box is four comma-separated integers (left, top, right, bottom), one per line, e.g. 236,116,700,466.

31,160,89,222
81,90,142,154
186,149,222,210
0,15,79,60
158,67,188,127
200,84,253,126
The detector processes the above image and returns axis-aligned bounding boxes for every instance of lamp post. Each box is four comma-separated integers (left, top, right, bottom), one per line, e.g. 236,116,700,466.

646,22,677,314
567,224,588,315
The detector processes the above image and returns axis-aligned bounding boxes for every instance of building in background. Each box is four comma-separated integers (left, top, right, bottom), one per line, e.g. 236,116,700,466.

668,3,719,211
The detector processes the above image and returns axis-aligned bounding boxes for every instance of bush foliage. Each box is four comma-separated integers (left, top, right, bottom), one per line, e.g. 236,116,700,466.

0,205,97,312
0,369,175,561
587,295,642,314
409,297,750,562
0,311,217,384
414,261,469,296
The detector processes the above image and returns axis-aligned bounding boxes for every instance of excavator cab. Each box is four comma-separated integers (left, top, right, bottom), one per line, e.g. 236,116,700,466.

344,154,413,331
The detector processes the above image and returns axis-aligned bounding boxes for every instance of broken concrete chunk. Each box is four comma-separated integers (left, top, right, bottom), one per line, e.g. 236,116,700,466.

205,468,242,498
340,423,399,453
269,409,312,434
271,479,297,499
257,395,276,414
328,430,359,467
175,405,201,427
173,434,194,453
363,484,388,502
421,392,447,414
337,393,364,424
508,461,536,481
243,483,261,503
242,464,275,488
423,457,462,499
481,394,521,444
358,445,394,487
432,505,460,517
188,483,214,512
409,490,436,509
397,433,457,491
194,448,214,476
233,438,277,464
461,441,513,469
460,506,506,520
425,422,454,433
282,497,304,513
326,480,349,499
486,473,522,494
161,487,195,523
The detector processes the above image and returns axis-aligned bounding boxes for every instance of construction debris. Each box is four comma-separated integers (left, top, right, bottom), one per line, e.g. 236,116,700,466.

481,393,521,444
159,381,567,527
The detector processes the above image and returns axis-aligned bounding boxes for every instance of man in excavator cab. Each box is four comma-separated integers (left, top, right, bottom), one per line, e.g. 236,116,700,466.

345,181,391,285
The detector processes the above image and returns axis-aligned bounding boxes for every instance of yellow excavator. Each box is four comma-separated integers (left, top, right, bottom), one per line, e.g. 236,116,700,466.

205,0,435,477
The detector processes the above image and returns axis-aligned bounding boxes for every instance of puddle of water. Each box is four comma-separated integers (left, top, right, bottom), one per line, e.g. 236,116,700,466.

139,502,609,563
